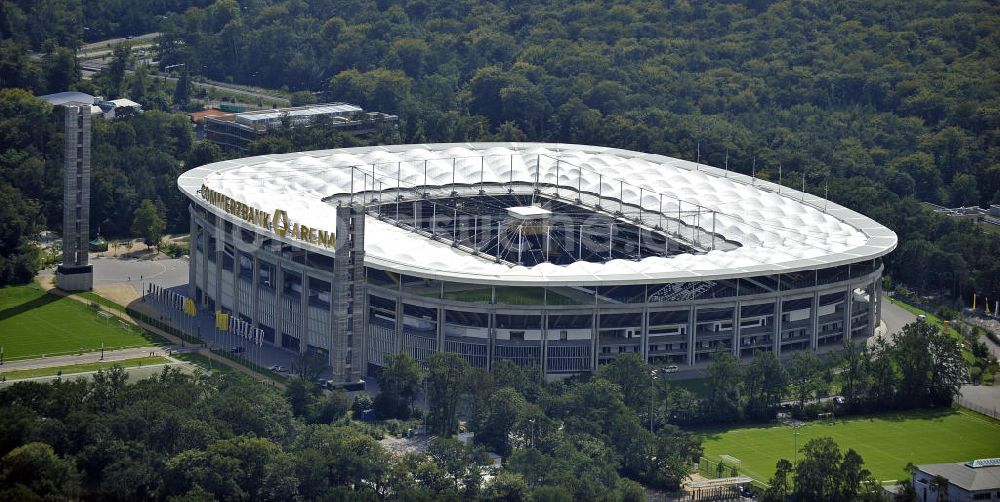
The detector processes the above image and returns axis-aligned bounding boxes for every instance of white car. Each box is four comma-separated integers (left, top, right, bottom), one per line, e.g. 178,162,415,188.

268,364,286,373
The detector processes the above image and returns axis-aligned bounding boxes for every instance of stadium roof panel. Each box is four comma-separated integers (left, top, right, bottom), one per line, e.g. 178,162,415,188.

178,143,897,286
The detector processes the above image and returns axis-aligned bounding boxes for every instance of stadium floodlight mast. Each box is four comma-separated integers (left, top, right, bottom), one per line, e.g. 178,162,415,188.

792,424,802,469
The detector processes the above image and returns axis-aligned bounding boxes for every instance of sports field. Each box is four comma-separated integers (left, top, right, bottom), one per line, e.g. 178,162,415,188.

700,409,1000,483
0,283,156,360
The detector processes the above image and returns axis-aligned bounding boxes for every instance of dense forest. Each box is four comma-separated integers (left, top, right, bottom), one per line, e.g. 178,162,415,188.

0,356,710,501
0,0,998,299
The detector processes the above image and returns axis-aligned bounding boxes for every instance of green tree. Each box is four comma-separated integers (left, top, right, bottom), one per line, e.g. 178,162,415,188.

374,353,424,420
839,340,871,409
475,387,528,456
893,321,968,407
130,199,165,250
482,471,529,502
0,442,81,501
795,437,842,501
425,353,468,436
743,349,787,420
105,43,130,99
787,351,825,411
185,140,222,168
596,353,652,414
705,347,742,422
646,425,702,490
761,458,793,502
0,183,43,285
173,67,192,110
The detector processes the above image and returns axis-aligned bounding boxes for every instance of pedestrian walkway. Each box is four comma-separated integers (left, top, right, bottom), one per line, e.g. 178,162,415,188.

0,346,162,371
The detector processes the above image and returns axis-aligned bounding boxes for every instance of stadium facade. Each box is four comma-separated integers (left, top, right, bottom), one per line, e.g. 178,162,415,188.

178,143,896,383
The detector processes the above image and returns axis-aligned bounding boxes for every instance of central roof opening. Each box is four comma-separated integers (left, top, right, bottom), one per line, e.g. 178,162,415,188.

368,193,730,267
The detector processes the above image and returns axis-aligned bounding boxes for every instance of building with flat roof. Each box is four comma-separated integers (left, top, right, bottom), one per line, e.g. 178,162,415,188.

913,459,1000,502
178,143,895,383
204,102,398,153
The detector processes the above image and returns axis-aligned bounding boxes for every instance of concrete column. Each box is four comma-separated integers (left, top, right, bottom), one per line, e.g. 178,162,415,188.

215,247,224,310
810,291,820,351
488,307,496,371
301,269,309,354
232,244,242,321
867,279,877,337
188,212,198,298
773,297,783,355
436,306,446,353
874,275,883,327
591,310,601,372
843,287,853,342
275,262,285,348
251,253,259,329
686,306,696,366
640,305,650,363
732,302,741,357
394,285,404,355
540,311,548,374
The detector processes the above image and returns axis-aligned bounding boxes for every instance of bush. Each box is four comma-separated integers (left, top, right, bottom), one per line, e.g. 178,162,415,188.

352,393,374,412
161,242,189,258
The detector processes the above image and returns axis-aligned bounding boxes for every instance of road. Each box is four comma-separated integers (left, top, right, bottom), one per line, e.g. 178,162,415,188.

79,32,161,53
880,297,916,337
0,347,163,371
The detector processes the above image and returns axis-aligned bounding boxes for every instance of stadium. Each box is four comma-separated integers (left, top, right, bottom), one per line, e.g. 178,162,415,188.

177,143,896,384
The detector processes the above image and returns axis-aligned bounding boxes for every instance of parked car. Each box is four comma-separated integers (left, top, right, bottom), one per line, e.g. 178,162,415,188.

230,346,245,354
268,364,286,372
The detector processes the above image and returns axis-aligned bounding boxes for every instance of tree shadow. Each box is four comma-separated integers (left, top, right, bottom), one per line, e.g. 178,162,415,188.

0,290,62,323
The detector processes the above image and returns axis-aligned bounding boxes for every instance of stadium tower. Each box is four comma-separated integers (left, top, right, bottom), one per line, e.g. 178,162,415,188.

55,104,94,291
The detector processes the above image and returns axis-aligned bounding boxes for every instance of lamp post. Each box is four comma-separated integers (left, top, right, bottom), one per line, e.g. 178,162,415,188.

793,425,801,468
528,418,535,448
649,368,660,433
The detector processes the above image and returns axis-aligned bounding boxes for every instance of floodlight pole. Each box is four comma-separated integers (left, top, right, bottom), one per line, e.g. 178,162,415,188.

712,211,717,251
793,426,801,469
555,159,560,198
608,223,613,260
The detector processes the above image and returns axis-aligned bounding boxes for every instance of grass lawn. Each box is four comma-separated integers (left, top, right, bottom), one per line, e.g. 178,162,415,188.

0,283,158,360
1,356,170,380
698,408,1000,484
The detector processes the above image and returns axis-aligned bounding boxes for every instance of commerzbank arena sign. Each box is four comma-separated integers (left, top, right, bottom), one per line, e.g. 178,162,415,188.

199,184,336,249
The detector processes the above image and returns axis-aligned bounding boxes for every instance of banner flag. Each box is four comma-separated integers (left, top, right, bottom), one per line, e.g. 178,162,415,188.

215,311,228,330
183,298,196,317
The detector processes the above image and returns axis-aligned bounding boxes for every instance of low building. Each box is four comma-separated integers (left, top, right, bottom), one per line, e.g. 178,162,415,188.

40,92,141,119
96,98,142,119
39,91,104,115
204,102,398,153
913,458,1000,502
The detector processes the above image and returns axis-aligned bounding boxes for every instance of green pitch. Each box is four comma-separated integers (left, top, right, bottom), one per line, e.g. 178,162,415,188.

700,409,1000,483
0,283,156,360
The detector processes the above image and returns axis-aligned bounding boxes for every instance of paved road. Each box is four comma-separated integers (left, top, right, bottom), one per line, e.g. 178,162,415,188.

144,73,290,105
0,362,192,387
0,347,163,371
880,297,916,338
79,32,161,53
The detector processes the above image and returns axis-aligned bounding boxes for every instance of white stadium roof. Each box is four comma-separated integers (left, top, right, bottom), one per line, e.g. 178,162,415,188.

178,143,896,286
